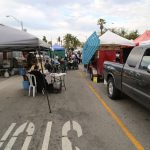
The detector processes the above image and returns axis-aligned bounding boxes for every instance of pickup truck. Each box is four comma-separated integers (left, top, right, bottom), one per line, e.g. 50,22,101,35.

104,45,150,109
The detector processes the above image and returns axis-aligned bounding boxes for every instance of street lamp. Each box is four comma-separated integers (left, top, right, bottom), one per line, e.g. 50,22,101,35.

6,15,24,31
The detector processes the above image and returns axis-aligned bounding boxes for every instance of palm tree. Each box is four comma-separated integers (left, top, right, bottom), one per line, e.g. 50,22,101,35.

63,34,81,51
57,36,61,45
48,41,52,47
43,36,47,43
63,34,72,50
97,18,106,35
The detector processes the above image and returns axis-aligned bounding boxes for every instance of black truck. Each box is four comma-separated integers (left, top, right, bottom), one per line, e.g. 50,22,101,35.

104,45,150,109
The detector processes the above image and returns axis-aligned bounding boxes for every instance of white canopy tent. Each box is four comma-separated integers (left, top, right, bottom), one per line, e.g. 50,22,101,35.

99,30,135,47
0,24,50,51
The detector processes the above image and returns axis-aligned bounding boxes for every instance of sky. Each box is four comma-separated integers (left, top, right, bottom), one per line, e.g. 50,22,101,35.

0,0,150,44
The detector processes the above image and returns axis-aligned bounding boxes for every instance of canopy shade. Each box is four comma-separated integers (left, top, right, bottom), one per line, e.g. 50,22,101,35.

100,30,135,47
0,24,50,51
134,30,150,46
52,44,65,51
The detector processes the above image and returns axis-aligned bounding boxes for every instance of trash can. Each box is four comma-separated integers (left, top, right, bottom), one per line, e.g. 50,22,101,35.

93,77,97,83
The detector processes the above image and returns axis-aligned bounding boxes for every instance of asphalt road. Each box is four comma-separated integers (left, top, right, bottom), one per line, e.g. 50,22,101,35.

0,68,149,150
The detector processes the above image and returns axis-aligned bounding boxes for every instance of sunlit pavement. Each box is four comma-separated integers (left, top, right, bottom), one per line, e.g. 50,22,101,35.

0,68,149,150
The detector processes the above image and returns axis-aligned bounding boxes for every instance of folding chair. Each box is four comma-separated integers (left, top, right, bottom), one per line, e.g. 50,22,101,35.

27,74,37,97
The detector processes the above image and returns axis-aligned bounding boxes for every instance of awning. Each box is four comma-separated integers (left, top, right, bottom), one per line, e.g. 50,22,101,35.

52,44,65,51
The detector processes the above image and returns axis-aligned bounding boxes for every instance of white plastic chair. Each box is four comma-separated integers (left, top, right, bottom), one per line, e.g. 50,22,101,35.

27,74,37,97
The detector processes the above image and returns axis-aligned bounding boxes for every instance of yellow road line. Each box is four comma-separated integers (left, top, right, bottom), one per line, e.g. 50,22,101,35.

79,71,144,150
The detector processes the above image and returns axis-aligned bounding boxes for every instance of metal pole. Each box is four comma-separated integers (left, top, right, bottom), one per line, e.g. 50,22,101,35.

6,15,23,31
21,21,23,31
38,47,52,113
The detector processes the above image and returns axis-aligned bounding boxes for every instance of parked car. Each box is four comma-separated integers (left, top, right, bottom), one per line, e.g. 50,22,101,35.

104,45,150,109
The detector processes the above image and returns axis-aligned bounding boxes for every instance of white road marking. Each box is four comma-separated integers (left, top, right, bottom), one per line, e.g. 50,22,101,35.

62,121,71,136
62,121,72,150
21,136,32,150
62,137,72,150
72,121,83,137
41,121,52,150
0,120,82,150
75,147,80,150
4,137,17,150
0,143,3,148
21,122,35,150
62,121,83,150
4,122,28,150
72,121,83,150
0,123,16,148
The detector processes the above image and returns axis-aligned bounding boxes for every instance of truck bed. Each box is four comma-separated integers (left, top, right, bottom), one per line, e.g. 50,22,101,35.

104,61,123,91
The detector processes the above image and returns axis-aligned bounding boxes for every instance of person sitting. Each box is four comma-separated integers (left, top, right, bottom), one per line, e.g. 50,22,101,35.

30,65,47,93
53,58,60,72
44,60,52,72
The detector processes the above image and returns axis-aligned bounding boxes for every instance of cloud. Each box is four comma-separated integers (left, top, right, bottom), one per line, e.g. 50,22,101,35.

0,0,150,43
107,0,142,4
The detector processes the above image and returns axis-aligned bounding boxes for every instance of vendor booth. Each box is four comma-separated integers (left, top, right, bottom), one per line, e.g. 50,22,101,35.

82,30,135,80
52,44,65,58
0,24,50,70
96,30,135,78
0,24,52,112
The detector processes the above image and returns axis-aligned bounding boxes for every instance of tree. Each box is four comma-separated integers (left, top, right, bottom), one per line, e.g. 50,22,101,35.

48,41,52,47
43,36,47,43
125,30,139,40
105,27,139,40
97,18,106,35
57,36,61,45
63,34,81,51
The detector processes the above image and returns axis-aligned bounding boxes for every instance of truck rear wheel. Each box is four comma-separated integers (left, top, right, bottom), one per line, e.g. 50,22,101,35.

107,77,120,99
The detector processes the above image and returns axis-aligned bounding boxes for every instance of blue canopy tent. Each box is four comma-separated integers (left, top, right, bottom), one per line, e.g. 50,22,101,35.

82,32,100,64
52,44,65,58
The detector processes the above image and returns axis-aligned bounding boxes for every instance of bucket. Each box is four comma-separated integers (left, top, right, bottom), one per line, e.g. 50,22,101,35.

93,77,97,83
19,68,26,76
22,80,29,90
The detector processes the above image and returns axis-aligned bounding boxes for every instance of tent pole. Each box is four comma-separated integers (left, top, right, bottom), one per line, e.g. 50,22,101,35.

38,47,52,113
